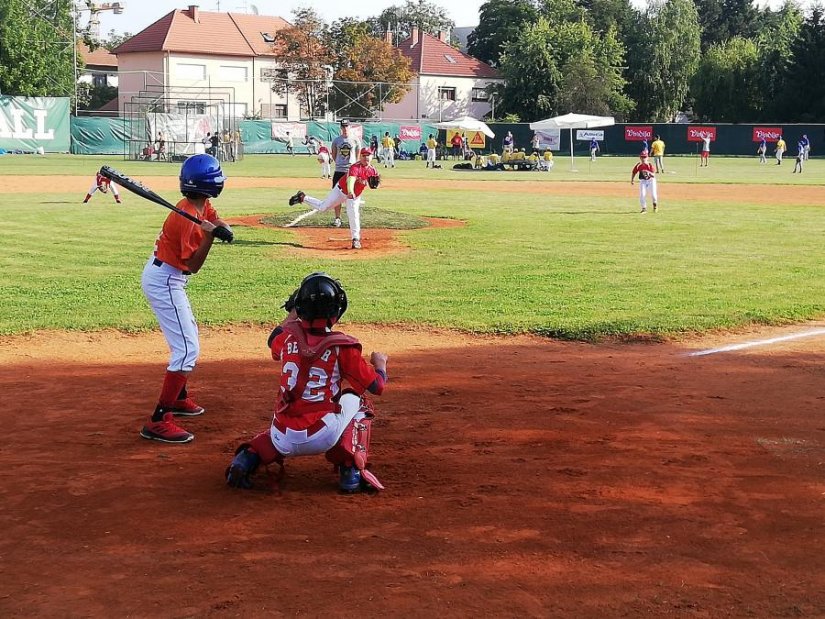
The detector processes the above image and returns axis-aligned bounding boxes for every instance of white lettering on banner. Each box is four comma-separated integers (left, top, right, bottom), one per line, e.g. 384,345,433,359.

11,107,33,139
33,109,54,140
576,130,604,141
0,106,54,140
689,128,712,139
754,129,781,140
626,128,650,138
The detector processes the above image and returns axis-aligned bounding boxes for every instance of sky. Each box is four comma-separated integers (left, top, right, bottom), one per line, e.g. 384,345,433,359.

94,0,488,37
93,0,808,37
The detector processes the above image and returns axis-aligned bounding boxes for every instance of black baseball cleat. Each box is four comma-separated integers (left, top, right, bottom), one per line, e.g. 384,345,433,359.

288,191,305,206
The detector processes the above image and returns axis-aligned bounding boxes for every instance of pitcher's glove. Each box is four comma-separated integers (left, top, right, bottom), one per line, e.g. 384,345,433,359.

213,225,234,243
368,175,381,189
639,170,653,180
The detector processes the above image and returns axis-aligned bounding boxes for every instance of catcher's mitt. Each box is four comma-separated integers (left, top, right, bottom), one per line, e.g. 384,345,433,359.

639,170,653,180
367,175,381,189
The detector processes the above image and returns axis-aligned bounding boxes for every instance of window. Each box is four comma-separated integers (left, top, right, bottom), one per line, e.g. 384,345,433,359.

92,74,108,88
219,66,248,82
177,101,206,114
261,32,275,43
438,87,456,101
260,67,288,82
471,88,490,102
444,54,458,64
273,104,287,118
176,63,206,80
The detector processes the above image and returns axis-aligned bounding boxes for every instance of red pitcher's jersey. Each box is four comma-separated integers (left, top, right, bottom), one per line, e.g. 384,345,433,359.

336,161,378,198
270,329,378,430
632,162,655,178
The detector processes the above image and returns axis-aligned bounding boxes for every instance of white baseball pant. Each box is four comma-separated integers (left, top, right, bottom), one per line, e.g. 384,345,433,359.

639,179,658,209
304,187,363,241
269,393,365,457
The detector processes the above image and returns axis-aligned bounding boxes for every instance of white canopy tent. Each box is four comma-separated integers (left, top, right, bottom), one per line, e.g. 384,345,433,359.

529,113,615,170
435,115,496,138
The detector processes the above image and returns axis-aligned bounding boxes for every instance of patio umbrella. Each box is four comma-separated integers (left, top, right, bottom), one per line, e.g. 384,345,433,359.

435,116,496,138
529,113,615,170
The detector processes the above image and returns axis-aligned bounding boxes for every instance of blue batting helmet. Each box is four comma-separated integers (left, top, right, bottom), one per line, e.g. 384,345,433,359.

180,153,226,198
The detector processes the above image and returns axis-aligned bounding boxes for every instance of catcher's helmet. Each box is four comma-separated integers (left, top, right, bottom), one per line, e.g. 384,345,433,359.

180,153,226,198
295,272,348,327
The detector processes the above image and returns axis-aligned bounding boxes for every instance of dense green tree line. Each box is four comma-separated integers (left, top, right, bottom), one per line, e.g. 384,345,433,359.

469,0,819,122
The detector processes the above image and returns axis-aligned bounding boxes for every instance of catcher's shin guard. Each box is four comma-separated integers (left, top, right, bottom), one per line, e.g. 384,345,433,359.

325,394,384,491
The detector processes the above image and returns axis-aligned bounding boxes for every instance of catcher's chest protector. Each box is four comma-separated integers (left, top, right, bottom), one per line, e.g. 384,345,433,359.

277,320,361,412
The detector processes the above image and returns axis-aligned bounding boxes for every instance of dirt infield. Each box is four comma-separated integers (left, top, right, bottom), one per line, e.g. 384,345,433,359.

10,173,824,205
2,323,825,616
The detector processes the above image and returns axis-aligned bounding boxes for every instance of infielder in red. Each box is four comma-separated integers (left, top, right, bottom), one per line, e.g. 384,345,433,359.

288,147,380,249
140,154,231,444
226,272,389,493
83,171,121,204
631,150,658,213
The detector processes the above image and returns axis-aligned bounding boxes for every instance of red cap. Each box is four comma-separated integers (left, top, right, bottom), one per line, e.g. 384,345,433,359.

640,150,649,157
360,147,372,156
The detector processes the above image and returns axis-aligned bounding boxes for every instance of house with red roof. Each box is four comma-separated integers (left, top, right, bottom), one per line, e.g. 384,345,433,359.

381,27,502,121
78,42,118,89
112,5,294,120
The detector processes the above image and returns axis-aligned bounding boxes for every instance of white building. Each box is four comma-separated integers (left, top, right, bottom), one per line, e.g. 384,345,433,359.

381,27,502,122
112,5,296,120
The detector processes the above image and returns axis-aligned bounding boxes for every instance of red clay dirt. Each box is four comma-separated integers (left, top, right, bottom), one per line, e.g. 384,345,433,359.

2,322,825,616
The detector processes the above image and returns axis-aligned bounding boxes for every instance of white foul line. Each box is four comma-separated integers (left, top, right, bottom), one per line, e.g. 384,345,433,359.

688,328,825,357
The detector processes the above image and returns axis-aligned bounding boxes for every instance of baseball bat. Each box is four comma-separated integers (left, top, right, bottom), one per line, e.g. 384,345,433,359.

98,165,202,224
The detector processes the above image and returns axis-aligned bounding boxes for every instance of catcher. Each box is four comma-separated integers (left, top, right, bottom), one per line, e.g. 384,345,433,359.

631,150,658,214
83,170,122,204
226,272,389,493
288,147,380,249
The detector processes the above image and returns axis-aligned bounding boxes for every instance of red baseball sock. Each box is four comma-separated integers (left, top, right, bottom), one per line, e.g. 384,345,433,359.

158,371,187,408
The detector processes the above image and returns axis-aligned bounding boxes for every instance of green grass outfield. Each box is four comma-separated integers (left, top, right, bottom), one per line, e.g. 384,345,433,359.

1,153,824,339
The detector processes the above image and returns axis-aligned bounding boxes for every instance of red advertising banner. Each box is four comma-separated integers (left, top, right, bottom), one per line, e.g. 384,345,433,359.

399,125,421,141
625,126,652,141
687,126,717,142
752,127,782,142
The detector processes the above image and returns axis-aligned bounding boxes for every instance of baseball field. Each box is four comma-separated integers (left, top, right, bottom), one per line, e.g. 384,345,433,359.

2,153,825,616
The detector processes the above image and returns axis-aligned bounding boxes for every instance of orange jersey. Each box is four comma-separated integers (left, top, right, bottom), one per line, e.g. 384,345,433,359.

336,161,378,198
153,198,219,271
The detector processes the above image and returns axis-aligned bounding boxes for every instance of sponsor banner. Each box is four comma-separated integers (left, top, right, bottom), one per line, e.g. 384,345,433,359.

625,126,652,141
271,122,307,141
753,127,782,142
0,96,70,152
399,125,421,142
687,126,716,142
576,129,604,141
534,129,561,150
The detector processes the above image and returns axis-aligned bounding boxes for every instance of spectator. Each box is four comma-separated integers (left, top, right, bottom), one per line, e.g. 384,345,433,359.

221,129,231,162
651,134,666,173
232,128,242,162
425,134,437,168
209,132,221,159
370,134,379,155
156,131,167,161
450,132,463,159
775,136,786,165
381,132,395,168
531,133,540,152
502,131,514,154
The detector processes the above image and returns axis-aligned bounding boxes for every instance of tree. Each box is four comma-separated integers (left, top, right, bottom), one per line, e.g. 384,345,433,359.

270,8,332,119
625,0,701,121
779,5,825,121
103,29,134,51
372,0,453,43
691,37,761,121
694,0,759,50
325,19,414,118
495,15,631,121
466,0,539,67
494,18,561,121
0,0,77,98
755,1,803,120
578,0,636,38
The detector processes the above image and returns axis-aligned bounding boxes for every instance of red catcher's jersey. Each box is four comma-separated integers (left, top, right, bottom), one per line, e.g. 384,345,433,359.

270,329,378,431
96,172,111,188
336,161,377,198
632,162,655,177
